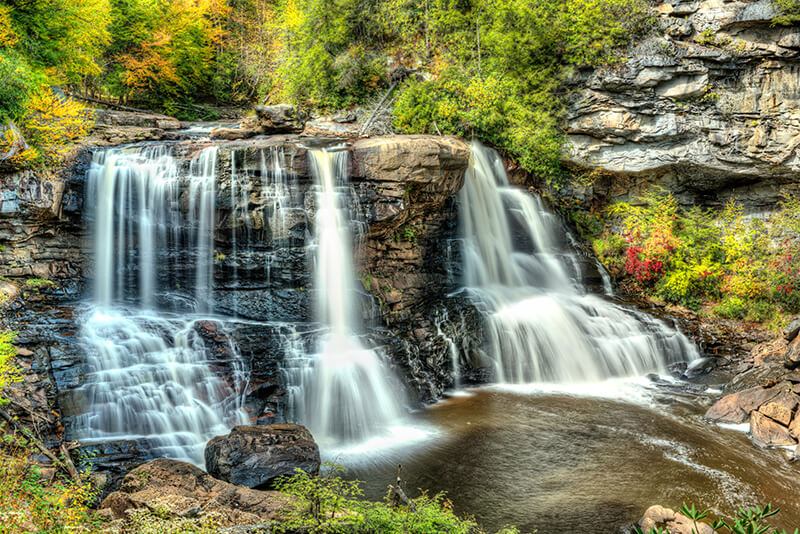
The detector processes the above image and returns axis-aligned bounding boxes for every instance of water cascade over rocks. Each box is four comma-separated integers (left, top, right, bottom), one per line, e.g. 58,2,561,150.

459,143,698,384
284,148,403,446
77,145,247,464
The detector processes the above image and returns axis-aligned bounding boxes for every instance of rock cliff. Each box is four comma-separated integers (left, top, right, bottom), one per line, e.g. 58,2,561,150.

565,0,800,209
0,126,486,476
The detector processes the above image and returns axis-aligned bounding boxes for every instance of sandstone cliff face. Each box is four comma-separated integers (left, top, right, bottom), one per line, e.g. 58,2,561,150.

566,0,800,208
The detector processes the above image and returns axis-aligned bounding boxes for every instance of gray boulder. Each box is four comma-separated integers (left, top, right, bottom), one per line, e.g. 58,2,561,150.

205,424,320,489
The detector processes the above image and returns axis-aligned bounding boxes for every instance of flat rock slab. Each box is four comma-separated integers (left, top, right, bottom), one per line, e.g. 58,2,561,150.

704,384,785,423
205,424,321,489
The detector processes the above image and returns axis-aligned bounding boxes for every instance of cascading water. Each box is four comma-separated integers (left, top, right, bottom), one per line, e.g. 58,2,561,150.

77,145,246,463
460,143,697,384
285,148,403,445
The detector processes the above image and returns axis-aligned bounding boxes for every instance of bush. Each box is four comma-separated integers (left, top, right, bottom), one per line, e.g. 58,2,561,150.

15,90,93,166
0,429,102,533
714,296,748,320
0,331,20,405
595,190,800,324
274,463,526,534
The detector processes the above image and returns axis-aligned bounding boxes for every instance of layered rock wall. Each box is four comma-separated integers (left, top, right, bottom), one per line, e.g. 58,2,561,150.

565,0,800,209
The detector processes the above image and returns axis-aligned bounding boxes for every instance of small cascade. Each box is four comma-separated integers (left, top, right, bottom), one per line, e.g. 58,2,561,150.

188,147,217,313
460,143,697,384
285,147,403,445
434,309,462,389
78,145,246,464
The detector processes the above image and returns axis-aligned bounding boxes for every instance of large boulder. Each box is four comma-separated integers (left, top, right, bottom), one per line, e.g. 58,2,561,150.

99,458,290,526
639,505,717,534
211,105,306,139
704,384,785,424
205,424,321,489
783,318,800,342
750,411,797,448
785,335,800,369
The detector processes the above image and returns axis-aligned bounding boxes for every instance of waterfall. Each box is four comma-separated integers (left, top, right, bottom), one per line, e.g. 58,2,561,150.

285,148,403,445
460,143,697,384
78,145,246,464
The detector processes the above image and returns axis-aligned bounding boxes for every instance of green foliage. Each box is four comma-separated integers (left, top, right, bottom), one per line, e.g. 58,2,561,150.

0,49,43,122
3,0,653,172
0,331,20,406
772,0,800,25
24,278,55,290
595,190,800,323
122,508,228,533
256,0,651,183
0,427,102,532
275,463,527,534
634,503,798,534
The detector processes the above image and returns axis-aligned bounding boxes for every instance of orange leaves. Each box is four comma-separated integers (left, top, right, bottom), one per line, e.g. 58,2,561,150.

121,32,181,92
116,0,231,98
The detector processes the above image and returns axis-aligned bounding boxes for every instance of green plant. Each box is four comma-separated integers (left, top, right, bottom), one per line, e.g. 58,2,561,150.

0,428,103,533
697,28,716,45
24,278,55,290
274,463,525,534
593,190,800,325
0,331,20,406
123,508,227,534
634,503,798,534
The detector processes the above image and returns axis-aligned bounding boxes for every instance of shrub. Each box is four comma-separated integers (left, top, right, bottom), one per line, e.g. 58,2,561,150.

714,296,748,320
0,331,20,405
274,463,525,534
0,429,102,533
16,90,93,166
594,190,800,324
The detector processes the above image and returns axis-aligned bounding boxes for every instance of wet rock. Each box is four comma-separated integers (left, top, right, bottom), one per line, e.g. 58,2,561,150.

684,356,715,378
783,319,800,341
99,458,289,525
253,105,306,132
93,109,180,130
302,119,361,137
704,384,784,423
205,424,320,489
750,411,797,448
639,505,717,534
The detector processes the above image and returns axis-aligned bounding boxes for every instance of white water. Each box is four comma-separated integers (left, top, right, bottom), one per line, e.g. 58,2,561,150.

78,145,246,463
285,148,403,445
460,143,698,384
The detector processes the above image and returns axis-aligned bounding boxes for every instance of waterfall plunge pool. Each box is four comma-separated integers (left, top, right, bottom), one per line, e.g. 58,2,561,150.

336,384,800,534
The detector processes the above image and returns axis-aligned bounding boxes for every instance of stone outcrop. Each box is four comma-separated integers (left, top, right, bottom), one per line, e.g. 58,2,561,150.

211,105,306,140
100,458,290,526
350,136,488,399
639,505,717,534
706,377,800,451
565,0,800,209
205,424,320,489
86,109,181,146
